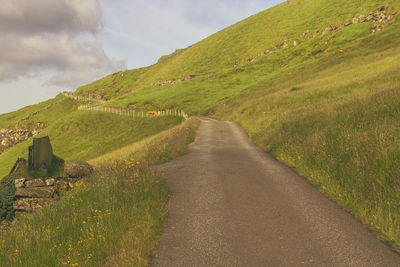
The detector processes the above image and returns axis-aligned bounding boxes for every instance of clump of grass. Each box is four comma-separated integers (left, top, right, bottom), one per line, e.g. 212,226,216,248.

0,175,16,222
0,118,199,266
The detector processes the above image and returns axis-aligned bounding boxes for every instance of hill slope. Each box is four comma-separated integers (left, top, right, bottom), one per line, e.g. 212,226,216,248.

0,95,184,178
72,0,400,251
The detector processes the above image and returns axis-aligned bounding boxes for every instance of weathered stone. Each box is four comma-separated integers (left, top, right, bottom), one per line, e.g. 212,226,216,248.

14,178,26,188
358,15,366,22
64,161,93,177
45,178,55,186
25,178,45,188
29,136,53,170
15,187,56,198
13,198,48,211
1,138,10,146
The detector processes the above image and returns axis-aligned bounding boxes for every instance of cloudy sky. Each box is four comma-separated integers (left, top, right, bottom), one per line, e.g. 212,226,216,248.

0,0,285,114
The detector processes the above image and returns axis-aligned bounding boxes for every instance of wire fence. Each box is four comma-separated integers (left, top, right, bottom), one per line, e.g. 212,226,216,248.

77,105,189,120
62,91,189,120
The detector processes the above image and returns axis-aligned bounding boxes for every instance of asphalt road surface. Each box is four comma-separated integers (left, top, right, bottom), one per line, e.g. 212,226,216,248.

151,118,400,266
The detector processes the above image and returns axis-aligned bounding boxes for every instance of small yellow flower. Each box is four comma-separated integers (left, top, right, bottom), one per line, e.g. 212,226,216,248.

15,249,19,253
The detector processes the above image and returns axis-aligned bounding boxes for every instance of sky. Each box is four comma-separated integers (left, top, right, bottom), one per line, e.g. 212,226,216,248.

0,0,285,115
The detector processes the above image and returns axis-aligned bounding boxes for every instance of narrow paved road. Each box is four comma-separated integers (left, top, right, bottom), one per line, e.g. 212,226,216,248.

151,118,400,266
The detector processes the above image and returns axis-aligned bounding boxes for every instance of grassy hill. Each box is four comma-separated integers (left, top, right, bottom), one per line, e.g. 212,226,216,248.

0,95,183,178
1,0,400,263
73,0,400,251
76,0,398,111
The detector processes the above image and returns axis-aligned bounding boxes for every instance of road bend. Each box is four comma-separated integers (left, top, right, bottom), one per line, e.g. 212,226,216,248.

151,118,400,266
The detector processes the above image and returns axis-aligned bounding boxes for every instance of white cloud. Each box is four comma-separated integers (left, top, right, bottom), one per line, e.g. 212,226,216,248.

0,0,125,88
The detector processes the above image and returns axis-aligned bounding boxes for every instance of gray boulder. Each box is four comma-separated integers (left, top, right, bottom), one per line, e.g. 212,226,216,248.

14,178,26,188
45,178,55,186
25,178,45,188
15,187,56,198
64,161,93,178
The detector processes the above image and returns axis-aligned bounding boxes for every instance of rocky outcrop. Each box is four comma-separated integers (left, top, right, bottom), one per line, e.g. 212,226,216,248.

238,6,397,67
334,6,396,33
62,91,107,102
0,122,47,155
155,75,196,87
79,89,109,101
64,161,93,178
0,99,62,155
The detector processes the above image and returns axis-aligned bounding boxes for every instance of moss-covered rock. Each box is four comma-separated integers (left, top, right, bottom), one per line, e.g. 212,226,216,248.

64,161,93,178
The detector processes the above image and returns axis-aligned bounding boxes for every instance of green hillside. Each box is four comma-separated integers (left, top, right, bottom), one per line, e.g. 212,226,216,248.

72,0,400,250
1,0,400,262
0,94,183,178
77,0,398,108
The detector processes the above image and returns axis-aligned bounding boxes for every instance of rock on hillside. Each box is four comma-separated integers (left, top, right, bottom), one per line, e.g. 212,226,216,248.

64,161,94,178
0,122,47,155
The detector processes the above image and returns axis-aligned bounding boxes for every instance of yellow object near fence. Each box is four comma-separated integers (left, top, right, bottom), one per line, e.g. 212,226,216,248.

63,91,189,120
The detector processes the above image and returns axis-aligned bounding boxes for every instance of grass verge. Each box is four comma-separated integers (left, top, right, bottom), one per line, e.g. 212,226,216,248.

0,118,199,266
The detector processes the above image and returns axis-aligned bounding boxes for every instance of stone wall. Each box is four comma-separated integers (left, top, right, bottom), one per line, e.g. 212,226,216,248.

13,177,79,215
